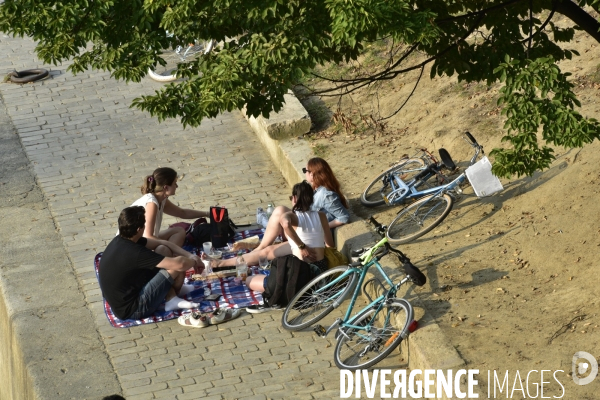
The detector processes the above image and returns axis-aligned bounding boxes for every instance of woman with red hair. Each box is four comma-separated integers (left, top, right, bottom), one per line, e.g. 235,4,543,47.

304,157,350,229
236,158,349,253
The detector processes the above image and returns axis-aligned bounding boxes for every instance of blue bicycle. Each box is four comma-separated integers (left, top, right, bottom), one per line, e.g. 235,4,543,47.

377,132,484,244
281,218,427,370
360,148,451,207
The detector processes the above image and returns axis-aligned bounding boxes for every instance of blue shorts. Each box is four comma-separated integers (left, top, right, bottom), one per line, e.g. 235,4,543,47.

130,269,174,320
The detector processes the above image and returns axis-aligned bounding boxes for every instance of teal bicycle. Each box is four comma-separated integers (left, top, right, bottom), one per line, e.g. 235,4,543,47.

281,217,427,370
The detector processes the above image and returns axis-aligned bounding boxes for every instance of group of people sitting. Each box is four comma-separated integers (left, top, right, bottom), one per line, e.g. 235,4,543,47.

98,158,350,325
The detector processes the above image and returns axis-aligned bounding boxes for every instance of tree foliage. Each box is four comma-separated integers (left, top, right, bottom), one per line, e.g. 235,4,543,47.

1,0,600,177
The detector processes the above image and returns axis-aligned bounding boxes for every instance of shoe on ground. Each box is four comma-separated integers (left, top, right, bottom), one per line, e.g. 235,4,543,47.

245,304,282,314
178,312,210,328
209,308,242,325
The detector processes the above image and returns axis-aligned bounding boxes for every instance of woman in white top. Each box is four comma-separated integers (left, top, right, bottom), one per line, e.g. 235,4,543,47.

234,157,348,253
213,181,334,272
132,167,209,253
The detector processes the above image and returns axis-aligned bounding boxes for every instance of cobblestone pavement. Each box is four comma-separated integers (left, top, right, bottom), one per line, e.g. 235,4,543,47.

0,34,391,399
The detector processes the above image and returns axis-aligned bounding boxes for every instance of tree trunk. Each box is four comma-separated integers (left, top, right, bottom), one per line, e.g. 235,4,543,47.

554,0,600,43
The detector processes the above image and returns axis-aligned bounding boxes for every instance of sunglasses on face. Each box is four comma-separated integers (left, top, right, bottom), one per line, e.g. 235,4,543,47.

289,195,294,201
302,167,311,174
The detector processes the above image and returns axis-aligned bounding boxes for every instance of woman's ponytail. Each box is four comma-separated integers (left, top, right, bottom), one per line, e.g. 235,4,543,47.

140,168,177,195
141,175,156,194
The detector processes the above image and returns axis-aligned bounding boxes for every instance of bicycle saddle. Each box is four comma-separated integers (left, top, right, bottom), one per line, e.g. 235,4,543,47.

438,148,456,170
350,248,365,257
403,262,427,286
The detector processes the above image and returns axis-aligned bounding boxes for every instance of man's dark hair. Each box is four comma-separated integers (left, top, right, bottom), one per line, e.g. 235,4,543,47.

102,395,126,400
118,206,146,238
292,180,314,212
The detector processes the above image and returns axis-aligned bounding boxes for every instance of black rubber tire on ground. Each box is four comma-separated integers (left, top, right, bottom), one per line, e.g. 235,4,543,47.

385,193,454,244
8,69,49,83
360,158,426,207
333,298,412,370
281,266,357,331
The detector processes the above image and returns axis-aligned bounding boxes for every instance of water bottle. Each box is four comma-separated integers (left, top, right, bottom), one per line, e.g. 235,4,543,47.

256,207,264,224
256,207,269,228
266,203,274,219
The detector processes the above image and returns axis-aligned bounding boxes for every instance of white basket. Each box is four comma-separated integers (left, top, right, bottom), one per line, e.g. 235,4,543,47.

465,156,503,198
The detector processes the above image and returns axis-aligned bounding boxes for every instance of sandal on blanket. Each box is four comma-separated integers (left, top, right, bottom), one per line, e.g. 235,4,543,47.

209,308,242,325
178,312,210,328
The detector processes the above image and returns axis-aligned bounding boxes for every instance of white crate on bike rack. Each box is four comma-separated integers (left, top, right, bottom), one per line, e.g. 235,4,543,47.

465,156,503,197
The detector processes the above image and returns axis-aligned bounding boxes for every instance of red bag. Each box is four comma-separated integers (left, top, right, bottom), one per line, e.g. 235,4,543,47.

210,206,235,248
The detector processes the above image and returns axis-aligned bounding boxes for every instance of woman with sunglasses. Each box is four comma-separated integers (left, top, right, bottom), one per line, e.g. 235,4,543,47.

214,181,334,270
304,157,350,229
128,167,209,253
233,157,349,253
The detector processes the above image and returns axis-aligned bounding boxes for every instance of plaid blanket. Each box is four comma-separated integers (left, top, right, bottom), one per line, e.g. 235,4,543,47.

95,228,268,328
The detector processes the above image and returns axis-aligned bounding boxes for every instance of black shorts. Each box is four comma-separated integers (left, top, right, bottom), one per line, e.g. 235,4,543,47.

263,257,327,297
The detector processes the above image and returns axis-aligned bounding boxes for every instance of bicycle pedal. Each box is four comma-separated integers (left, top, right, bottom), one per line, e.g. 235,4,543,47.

313,324,326,337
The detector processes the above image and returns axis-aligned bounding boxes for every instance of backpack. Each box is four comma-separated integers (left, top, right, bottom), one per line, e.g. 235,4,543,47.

263,255,319,307
169,218,211,247
210,206,236,248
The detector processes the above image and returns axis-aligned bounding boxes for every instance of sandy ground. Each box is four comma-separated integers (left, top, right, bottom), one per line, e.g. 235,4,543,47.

298,15,600,398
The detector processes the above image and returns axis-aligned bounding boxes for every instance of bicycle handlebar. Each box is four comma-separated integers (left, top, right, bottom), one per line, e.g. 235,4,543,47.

368,215,387,236
464,131,478,146
365,216,428,286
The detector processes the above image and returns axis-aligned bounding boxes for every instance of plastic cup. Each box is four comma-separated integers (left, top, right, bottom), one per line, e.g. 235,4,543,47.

201,259,216,275
237,265,248,281
259,256,269,269
203,242,212,255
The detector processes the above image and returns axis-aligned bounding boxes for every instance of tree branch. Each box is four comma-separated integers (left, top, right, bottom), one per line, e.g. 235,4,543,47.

380,65,425,121
520,5,556,44
309,13,483,97
554,0,600,42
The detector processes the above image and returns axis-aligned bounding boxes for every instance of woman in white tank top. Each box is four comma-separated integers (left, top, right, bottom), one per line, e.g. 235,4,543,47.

130,167,209,253
213,181,334,278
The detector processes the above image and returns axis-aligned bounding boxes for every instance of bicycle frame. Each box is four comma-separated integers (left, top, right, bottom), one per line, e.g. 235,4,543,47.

384,137,483,206
315,237,413,338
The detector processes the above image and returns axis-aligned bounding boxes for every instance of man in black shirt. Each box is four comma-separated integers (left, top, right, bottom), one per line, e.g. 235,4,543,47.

99,206,204,320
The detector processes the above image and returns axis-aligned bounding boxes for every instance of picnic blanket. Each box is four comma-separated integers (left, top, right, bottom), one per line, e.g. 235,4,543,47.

95,228,268,328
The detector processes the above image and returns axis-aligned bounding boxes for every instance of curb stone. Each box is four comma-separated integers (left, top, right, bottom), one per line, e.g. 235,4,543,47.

241,91,312,188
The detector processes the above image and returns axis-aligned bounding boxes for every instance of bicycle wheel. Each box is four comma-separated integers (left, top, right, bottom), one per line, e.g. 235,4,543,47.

386,193,453,244
281,266,357,331
148,40,214,82
361,158,426,207
333,298,412,370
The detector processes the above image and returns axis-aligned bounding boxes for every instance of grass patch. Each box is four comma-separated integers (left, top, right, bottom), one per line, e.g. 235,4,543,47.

312,143,329,158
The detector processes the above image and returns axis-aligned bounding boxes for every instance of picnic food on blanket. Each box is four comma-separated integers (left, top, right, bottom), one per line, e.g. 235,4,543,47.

231,235,260,251
191,270,237,281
